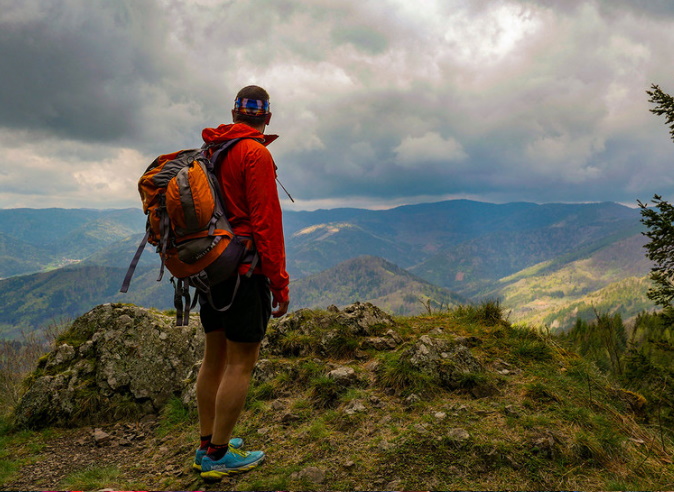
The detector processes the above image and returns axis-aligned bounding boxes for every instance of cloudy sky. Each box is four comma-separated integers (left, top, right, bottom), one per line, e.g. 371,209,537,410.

2,0,674,211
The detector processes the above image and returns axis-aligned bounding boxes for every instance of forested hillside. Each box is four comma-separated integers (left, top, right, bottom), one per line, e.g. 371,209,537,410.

0,200,652,338
290,256,465,314
493,234,655,329
0,208,146,277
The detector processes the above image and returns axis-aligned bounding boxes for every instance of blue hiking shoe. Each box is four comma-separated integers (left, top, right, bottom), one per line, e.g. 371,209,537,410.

192,438,244,471
200,445,265,480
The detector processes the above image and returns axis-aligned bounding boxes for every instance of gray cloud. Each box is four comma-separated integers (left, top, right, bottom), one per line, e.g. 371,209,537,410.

1,0,674,210
0,0,182,143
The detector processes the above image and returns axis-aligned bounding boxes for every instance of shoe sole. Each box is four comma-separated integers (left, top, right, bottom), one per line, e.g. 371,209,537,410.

200,455,265,481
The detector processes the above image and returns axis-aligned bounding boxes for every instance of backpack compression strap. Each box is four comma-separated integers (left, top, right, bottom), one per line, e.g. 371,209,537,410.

119,229,150,293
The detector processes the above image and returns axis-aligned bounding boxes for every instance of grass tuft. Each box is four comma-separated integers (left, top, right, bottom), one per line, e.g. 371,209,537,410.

524,382,560,403
59,465,122,491
454,299,508,326
309,375,344,408
323,332,360,359
375,350,439,396
156,397,194,437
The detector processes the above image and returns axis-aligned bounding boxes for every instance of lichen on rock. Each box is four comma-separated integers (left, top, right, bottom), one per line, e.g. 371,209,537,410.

262,302,396,358
403,333,498,396
13,304,204,429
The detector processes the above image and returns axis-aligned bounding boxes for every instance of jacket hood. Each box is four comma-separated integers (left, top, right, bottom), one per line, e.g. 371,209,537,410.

202,123,278,147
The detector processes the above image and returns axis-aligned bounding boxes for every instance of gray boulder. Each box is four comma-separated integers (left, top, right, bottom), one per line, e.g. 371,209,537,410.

262,302,395,358
405,334,494,393
14,304,203,429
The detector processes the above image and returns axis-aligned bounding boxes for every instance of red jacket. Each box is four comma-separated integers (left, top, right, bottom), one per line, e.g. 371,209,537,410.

201,123,289,304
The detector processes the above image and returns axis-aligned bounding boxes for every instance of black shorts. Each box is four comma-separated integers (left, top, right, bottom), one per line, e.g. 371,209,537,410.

198,274,272,342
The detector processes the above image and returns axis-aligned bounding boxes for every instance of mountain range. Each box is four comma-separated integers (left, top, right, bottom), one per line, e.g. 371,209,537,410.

0,200,655,338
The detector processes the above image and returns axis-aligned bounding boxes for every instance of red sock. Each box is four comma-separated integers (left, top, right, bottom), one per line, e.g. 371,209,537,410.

207,442,229,460
199,434,212,450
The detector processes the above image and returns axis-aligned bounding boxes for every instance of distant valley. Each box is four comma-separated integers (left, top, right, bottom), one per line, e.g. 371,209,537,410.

0,200,655,338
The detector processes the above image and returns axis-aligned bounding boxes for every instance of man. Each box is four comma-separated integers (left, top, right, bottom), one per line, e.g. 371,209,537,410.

194,85,290,480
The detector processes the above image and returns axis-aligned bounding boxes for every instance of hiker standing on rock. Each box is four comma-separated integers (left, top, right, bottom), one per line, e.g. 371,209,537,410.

194,85,290,480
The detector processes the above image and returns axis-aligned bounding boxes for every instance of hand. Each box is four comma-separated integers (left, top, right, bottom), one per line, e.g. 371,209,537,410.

272,299,289,318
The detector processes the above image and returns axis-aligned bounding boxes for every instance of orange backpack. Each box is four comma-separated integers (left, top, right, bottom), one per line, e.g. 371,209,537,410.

120,138,257,325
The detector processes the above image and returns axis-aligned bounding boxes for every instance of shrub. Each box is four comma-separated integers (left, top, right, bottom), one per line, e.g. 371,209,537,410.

0,335,49,416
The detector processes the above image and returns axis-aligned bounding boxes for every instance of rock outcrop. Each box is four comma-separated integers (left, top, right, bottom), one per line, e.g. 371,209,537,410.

261,301,396,358
14,300,494,429
404,334,498,397
14,304,204,429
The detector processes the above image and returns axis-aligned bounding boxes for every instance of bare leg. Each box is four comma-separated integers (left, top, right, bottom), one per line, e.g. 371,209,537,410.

210,340,261,445
196,330,228,437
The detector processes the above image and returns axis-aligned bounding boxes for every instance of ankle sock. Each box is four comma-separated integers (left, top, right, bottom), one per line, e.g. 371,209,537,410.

199,434,212,450
206,442,229,461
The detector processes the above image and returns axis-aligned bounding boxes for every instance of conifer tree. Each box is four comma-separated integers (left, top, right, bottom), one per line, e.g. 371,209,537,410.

639,85,674,313
638,195,674,311
647,84,674,141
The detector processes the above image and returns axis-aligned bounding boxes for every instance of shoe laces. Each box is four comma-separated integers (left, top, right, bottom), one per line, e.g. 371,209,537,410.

228,444,250,458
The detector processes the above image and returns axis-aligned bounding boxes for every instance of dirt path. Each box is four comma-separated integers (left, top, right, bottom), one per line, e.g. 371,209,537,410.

3,417,254,491
4,418,196,491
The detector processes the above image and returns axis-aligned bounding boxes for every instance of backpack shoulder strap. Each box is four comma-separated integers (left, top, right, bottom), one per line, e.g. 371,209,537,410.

203,137,265,169
204,138,242,169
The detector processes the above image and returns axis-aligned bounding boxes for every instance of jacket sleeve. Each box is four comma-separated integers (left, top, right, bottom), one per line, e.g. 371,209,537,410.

243,145,290,304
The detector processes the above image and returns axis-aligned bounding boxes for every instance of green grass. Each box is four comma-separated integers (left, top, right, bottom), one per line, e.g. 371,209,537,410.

0,421,59,486
512,338,554,361
308,375,344,408
278,331,315,357
4,305,674,491
59,464,122,490
518,412,555,430
238,475,290,491
454,370,489,389
453,299,508,326
156,397,194,438
560,405,594,427
296,359,325,382
306,417,331,440
323,331,361,359
375,349,439,396
525,381,560,403
248,380,276,401
0,459,17,485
